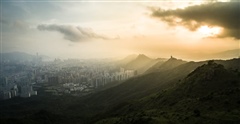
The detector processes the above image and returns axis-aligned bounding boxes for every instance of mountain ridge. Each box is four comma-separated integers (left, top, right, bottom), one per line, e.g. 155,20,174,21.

0,51,50,62
95,61,240,124
0,58,240,124
124,54,160,74
145,56,187,74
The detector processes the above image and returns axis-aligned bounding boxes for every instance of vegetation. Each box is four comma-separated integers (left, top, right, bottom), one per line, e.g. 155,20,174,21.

95,60,240,123
1,58,240,124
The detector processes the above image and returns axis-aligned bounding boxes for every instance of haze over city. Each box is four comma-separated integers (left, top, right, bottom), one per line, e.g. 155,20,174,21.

1,1,240,124
1,0,239,60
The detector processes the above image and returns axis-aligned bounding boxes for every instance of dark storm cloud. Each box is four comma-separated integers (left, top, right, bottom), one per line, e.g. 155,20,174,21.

37,24,111,42
150,2,240,39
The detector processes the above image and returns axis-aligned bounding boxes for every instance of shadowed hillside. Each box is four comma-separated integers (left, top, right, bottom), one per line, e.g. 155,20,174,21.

145,56,187,74
65,59,240,122
0,59,239,124
95,61,240,124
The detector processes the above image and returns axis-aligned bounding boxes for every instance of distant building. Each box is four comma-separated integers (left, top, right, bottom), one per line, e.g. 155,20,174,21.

20,85,37,98
0,91,11,100
48,76,59,84
0,77,8,87
120,68,125,73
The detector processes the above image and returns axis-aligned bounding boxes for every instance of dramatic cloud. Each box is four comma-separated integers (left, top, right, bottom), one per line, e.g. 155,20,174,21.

37,24,111,42
150,1,240,39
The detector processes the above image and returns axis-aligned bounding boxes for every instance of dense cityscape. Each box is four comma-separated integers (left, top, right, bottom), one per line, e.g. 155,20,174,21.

0,54,137,100
1,1,239,123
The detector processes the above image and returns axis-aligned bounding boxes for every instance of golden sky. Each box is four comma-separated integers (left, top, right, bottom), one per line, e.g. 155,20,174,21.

1,0,239,60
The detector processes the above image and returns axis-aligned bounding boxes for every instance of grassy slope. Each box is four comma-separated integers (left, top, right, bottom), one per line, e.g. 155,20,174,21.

145,57,187,74
0,58,239,124
96,61,240,124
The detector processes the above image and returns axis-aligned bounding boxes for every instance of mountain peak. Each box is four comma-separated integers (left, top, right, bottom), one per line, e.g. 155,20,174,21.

124,54,156,74
163,56,186,66
136,54,151,60
187,60,225,79
168,56,180,61
181,60,238,97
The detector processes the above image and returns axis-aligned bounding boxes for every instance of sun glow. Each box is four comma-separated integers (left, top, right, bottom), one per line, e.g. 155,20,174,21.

198,26,222,37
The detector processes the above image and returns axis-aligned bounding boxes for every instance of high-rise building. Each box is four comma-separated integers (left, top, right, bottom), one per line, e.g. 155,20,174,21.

0,77,8,87
48,76,59,84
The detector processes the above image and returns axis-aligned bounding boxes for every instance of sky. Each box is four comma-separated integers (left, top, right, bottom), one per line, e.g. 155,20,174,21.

1,0,239,60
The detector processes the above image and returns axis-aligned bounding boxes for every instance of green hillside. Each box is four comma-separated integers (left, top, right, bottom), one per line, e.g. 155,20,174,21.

145,56,187,74
0,58,239,124
96,61,240,124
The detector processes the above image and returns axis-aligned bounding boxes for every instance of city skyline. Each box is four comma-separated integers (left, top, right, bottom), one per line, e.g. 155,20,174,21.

1,0,239,60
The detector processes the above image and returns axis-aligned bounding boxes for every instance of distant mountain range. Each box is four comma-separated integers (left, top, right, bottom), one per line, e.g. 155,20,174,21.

117,54,138,66
62,58,239,123
95,60,240,123
124,54,159,74
145,56,186,74
119,51,238,75
211,49,240,59
121,54,167,74
0,52,50,62
0,56,240,123
189,49,240,60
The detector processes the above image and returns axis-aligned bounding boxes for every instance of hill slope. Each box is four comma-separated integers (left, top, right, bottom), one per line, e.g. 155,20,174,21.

117,54,138,66
0,58,239,124
96,61,240,124
145,56,187,74
124,54,159,74
0,52,50,62
0,52,34,62
66,59,240,120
